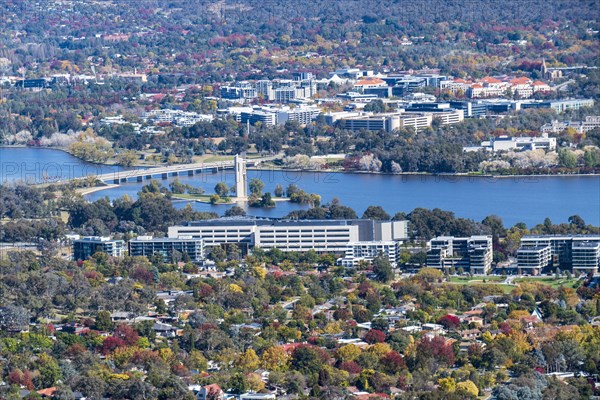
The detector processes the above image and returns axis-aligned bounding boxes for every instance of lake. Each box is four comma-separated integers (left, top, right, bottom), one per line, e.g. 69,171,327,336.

0,147,130,184
1,147,599,227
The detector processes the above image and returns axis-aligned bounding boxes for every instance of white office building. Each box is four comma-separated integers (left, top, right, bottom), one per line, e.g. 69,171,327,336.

168,218,408,254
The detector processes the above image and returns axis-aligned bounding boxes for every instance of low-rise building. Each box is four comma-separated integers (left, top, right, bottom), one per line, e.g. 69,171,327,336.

541,116,600,134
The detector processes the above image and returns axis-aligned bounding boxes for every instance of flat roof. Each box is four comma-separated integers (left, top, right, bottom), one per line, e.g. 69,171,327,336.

129,237,202,243
181,217,382,228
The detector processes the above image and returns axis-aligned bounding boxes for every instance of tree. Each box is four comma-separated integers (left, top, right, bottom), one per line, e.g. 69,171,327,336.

37,353,62,388
558,149,577,168
274,184,284,197
438,377,457,392
116,150,139,167
372,253,394,283
364,329,386,344
0,305,30,332
186,350,208,372
415,336,455,368
291,345,326,374
235,348,260,372
438,314,461,330
249,178,264,196
214,182,229,196
260,346,290,372
362,205,390,220
336,344,362,363
456,380,479,397
169,178,187,194
94,310,113,331
224,206,246,217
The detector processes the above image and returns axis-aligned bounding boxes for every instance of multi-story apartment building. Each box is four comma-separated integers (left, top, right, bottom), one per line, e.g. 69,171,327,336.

73,236,125,261
517,235,600,274
571,241,600,275
168,218,408,254
339,241,401,268
517,246,552,274
427,236,493,275
128,236,205,262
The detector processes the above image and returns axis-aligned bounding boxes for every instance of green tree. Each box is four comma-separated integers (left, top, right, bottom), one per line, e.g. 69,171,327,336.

249,178,264,196
214,182,229,196
274,184,284,197
558,148,577,168
362,205,391,220
372,253,394,283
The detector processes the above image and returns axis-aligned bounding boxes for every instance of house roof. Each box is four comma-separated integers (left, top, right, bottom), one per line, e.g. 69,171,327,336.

510,77,531,85
37,387,57,397
480,76,502,84
204,384,223,393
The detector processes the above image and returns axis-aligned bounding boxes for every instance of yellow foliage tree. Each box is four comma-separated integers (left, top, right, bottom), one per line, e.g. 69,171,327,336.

336,344,362,362
368,343,392,358
438,377,456,392
260,346,289,372
229,284,243,294
456,380,479,396
508,310,530,320
235,349,260,372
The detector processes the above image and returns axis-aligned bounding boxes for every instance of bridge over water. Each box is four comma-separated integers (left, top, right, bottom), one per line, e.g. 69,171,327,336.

60,156,278,185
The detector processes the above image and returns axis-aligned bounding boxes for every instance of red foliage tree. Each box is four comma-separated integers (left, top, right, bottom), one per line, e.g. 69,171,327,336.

114,324,140,346
437,314,461,330
8,369,34,390
416,336,455,367
339,361,362,374
381,351,406,374
364,329,386,344
101,336,126,355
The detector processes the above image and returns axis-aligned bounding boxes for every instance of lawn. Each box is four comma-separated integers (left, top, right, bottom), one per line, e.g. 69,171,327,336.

514,277,580,289
172,193,234,204
448,276,504,284
446,276,514,294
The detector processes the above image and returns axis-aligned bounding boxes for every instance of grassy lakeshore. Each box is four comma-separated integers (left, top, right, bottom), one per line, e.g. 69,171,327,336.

514,276,581,289
171,193,235,204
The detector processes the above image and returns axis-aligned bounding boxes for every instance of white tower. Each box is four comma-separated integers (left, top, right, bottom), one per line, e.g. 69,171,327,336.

234,154,248,199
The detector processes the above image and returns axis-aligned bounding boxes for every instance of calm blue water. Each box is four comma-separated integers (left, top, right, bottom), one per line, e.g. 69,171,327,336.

1,147,599,227
0,147,131,184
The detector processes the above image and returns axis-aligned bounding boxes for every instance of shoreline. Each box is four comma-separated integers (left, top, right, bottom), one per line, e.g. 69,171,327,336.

1,145,599,179
249,166,600,179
